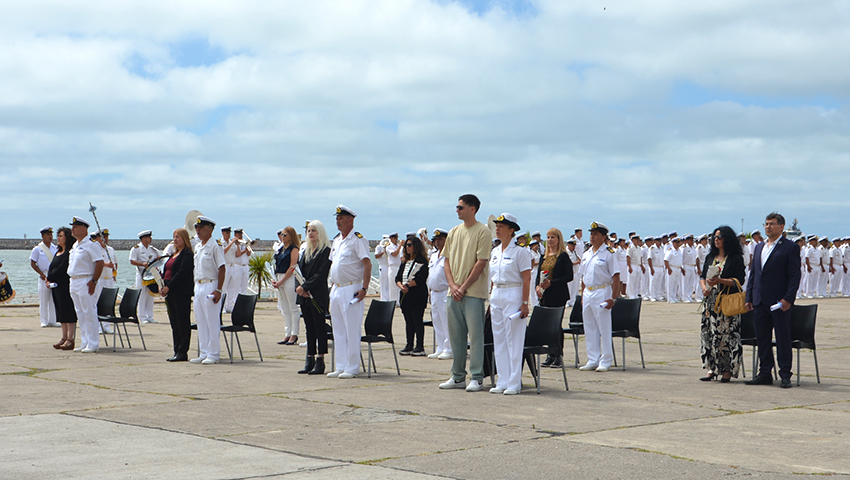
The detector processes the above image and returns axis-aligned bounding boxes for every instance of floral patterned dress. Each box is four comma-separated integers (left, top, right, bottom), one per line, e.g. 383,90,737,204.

699,257,743,377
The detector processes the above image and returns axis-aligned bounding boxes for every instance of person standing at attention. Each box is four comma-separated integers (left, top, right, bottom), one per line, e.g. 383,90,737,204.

578,222,620,372
191,216,226,365
30,226,58,328
439,194,491,392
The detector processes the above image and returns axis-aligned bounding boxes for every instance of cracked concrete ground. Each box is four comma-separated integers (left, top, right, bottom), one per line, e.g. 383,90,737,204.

1,297,848,479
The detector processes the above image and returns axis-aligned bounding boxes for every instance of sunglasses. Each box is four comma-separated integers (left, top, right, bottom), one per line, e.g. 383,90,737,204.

405,243,414,247
456,205,465,210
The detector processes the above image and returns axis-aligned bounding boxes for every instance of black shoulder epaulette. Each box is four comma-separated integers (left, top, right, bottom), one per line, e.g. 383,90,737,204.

333,233,341,239
607,247,615,253
355,232,363,238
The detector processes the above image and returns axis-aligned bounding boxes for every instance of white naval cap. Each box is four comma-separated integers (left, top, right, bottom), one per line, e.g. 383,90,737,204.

137,230,152,238
389,232,399,238
221,226,232,231
405,231,416,238
493,213,520,231
630,233,640,239
819,236,829,242
531,231,541,237
751,230,761,236
381,234,389,239
276,228,285,235
589,221,609,235
832,237,840,242
39,226,53,234
195,216,216,228
334,205,356,217
432,228,448,239
70,216,90,228
233,228,244,233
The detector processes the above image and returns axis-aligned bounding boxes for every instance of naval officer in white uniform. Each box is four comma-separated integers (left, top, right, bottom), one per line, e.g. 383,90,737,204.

327,205,372,379
191,216,226,365
578,222,620,372
427,228,452,359
67,217,105,353
129,230,160,323
30,226,58,327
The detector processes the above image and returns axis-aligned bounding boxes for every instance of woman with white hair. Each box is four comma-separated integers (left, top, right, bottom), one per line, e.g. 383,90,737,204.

295,220,332,375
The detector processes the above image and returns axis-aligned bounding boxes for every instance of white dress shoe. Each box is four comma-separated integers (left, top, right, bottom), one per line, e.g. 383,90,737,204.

190,357,206,364
427,352,441,359
489,387,505,394
465,379,483,392
437,351,453,360
327,370,342,378
201,358,218,365
579,364,599,371
503,389,520,395
73,346,85,352
81,347,98,353
439,377,466,389
338,372,356,379
596,365,610,372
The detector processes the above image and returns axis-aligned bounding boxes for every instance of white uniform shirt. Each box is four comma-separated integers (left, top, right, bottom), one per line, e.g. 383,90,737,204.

819,246,830,269
375,244,389,268
649,245,663,271
579,245,620,288
194,239,225,282
330,231,370,285
626,244,642,269
427,250,448,292
222,238,238,266
681,245,696,266
489,243,532,285
843,244,850,266
806,245,820,268
664,246,683,268
831,246,844,266
68,236,102,277
30,243,58,274
129,243,160,275
386,242,401,267
696,244,708,266
574,237,585,259
238,242,250,266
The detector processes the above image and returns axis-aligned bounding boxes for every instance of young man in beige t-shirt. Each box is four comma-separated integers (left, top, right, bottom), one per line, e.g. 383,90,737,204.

439,194,491,392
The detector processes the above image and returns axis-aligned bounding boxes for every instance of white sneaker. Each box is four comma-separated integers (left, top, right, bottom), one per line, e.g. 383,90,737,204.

41,324,49,328
489,387,505,394
427,352,441,359
190,357,206,364
439,377,466,389
465,379,483,392
327,370,342,378
101,324,114,334
299,342,308,347
579,364,599,371
503,389,520,395
73,346,85,352
596,365,610,372
201,358,218,365
437,351,453,360
338,372,356,379
81,347,98,353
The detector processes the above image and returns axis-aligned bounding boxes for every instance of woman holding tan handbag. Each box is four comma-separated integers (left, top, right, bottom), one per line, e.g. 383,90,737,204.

698,225,746,383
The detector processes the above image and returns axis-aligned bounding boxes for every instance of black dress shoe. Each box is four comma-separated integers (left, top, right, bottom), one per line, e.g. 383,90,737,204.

167,354,188,362
745,375,773,386
780,378,792,388
699,374,716,382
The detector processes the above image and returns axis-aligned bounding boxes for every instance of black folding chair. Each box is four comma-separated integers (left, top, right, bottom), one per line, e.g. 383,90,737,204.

563,296,584,368
775,304,819,386
360,300,400,378
100,288,145,352
524,306,568,394
220,293,261,364
96,287,119,348
610,298,644,370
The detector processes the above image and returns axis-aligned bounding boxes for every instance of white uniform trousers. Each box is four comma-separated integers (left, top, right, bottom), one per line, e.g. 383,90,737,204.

101,277,116,289
330,284,365,375
37,277,56,326
817,267,829,297
830,269,843,296
666,269,682,303
276,274,300,336
70,278,99,350
387,265,400,305
581,286,614,368
490,286,526,392
798,268,807,298
640,267,651,298
134,273,155,322
194,282,221,361
567,275,580,307
379,266,390,301
681,266,696,302
694,267,704,301
626,269,642,299
650,270,665,301
430,290,451,354
842,267,850,296
239,264,249,295
805,269,819,297
223,265,239,312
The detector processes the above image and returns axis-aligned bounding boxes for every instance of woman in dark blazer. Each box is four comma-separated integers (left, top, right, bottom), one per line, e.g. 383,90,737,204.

535,228,573,367
396,236,430,355
48,227,77,350
296,220,332,375
698,225,746,382
160,228,195,362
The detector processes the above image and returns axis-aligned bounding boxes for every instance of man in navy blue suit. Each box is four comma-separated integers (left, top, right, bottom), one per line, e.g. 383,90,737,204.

744,213,801,388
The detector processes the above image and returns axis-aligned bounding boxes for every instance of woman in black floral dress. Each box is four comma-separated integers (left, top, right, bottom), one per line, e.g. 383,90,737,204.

698,226,745,382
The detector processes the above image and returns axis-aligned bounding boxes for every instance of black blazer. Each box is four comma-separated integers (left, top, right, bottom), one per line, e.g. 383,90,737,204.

536,252,573,308
297,246,331,311
700,252,746,293
746,238,801,306
164,249,195,298
395,256,429,310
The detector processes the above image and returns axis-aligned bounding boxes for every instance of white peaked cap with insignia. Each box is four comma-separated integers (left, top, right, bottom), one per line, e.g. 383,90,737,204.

335,205,356,217
70,216,90,227
137,230,152,238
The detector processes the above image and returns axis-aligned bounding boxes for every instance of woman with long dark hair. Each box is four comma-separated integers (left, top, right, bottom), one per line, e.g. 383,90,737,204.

396,236,430,356
48,227,77,350
698,225,746,383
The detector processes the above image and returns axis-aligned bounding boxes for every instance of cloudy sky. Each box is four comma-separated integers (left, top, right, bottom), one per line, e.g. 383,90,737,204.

3,0,849,241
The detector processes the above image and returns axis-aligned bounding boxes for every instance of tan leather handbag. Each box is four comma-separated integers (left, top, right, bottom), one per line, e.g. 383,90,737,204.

715,278,747,317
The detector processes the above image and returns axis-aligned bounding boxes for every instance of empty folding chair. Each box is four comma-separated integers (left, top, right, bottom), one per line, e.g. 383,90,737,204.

610,298,644,370
524,306,568,394
220,293,261,364
100,288,145,352
360,300,400,378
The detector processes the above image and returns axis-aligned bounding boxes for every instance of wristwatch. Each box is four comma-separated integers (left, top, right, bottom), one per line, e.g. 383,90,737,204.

522,301,529,305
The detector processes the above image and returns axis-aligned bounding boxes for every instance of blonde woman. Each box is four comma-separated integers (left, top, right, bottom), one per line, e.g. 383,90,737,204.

295,220,332,375
272,226,302,345
536,228,574,368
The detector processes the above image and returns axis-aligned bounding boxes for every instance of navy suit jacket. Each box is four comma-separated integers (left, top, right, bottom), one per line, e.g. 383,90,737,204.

745,238,801,307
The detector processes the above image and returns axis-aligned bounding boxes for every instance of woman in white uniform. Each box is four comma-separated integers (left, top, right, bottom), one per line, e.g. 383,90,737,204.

488,213,532,395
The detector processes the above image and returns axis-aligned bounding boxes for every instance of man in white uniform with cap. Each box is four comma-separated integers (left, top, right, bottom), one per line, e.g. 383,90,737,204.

386,233,402,304
578,222,620,372
664,237,684,303
30,226,58,327
374,235,390,301
191,216,226,365
101,229,117,289
129,230,160,323
829,238,843,297
626,234,643,299
817,237,829,297
220,226,239,312
327,205,372,379
67,217,105,353
233,228,252,297
681,235,697,302
427,228,452,359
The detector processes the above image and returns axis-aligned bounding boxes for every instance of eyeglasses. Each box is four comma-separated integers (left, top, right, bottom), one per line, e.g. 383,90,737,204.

456,205,465,210
405,243,413,247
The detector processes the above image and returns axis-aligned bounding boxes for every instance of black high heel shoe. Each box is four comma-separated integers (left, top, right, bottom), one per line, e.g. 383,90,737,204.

699,373,716,382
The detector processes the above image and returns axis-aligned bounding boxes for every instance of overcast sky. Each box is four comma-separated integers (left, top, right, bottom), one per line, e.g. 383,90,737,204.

3,0,849,241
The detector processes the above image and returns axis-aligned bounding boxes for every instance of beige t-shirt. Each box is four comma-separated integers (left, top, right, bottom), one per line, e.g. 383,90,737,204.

443,221,491,299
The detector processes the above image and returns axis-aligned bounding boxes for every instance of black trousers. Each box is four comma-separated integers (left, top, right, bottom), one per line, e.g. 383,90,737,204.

166,293,192,356
753,303,793,379
402,305,425,350
302,303,328,356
